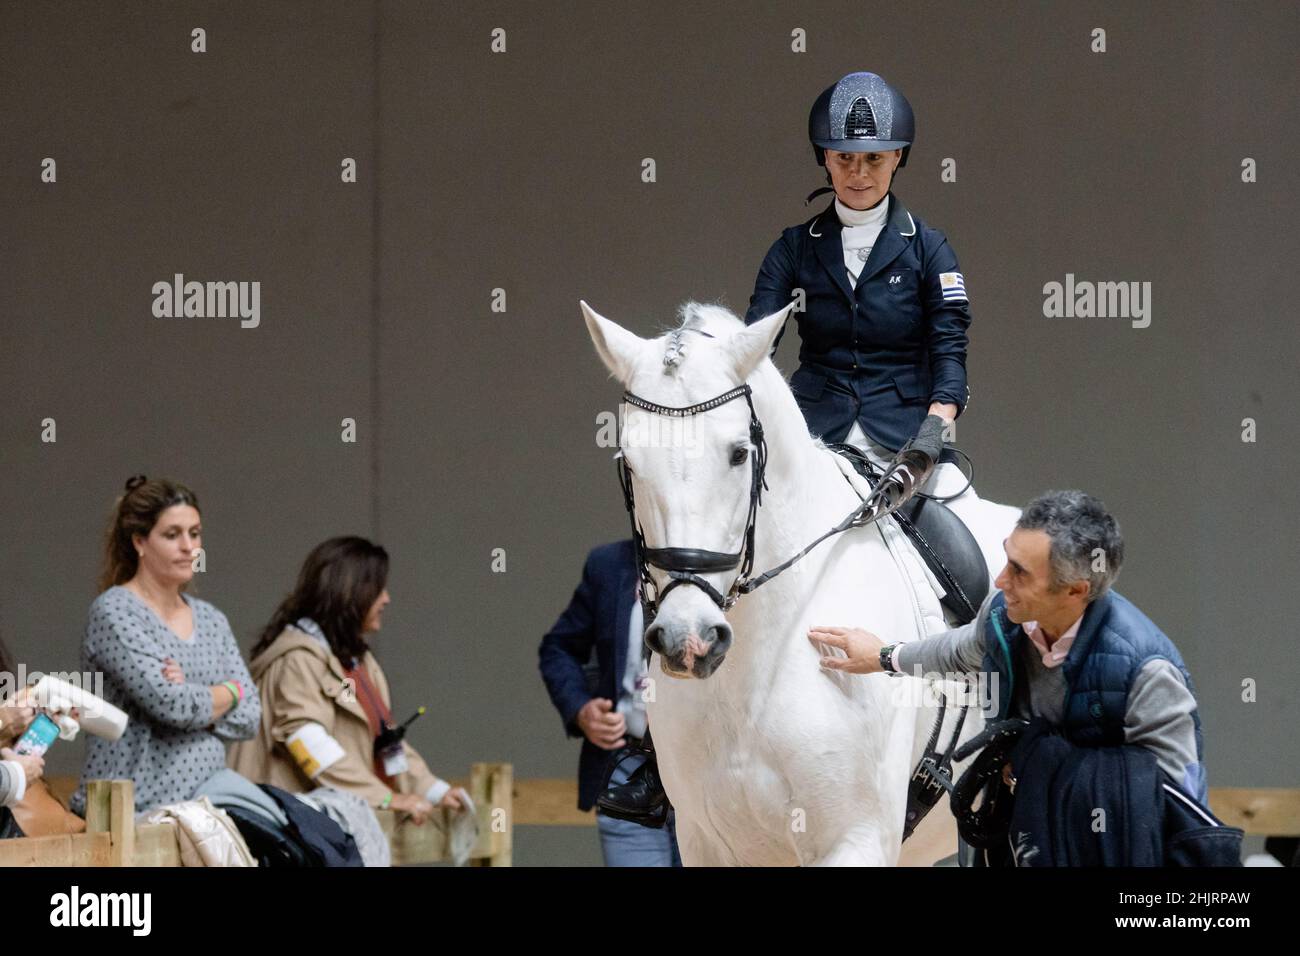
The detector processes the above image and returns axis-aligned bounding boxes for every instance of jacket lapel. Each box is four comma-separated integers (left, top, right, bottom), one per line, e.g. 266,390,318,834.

811,203,855,305
323,652,371,724
855,192,916,287
812,193,918,304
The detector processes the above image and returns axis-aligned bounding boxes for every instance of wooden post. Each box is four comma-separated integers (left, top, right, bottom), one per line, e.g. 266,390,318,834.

468,762,512,867
1210,787,1300,836
86,779,135,866
511,778,592,826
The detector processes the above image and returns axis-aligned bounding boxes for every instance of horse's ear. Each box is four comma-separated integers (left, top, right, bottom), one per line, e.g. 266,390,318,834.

727,301,795,381
581,300,644,385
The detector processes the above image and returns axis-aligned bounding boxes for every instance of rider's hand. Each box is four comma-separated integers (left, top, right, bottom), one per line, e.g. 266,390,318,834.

926,403,957,426
577,698,627,750
807,626,887,675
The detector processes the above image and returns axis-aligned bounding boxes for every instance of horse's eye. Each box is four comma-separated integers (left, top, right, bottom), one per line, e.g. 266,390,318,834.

731,446,749,466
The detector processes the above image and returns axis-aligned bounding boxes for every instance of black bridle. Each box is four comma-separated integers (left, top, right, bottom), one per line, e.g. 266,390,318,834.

616,381,940,623
617,384,768,618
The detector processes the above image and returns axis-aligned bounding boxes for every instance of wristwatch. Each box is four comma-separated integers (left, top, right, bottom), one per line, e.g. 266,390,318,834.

880,643,899,673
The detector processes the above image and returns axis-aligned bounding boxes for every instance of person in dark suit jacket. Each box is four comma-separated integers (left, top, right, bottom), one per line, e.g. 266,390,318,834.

538,540,680,865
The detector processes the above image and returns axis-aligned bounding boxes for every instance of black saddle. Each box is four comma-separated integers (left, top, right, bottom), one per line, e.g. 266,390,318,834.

829,442,989,625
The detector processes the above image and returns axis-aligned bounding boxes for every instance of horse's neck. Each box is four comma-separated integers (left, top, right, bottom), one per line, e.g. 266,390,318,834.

722,363,871,673
753,359,865,555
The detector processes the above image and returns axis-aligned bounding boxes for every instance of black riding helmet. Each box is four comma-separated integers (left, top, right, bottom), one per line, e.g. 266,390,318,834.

807,71,914,202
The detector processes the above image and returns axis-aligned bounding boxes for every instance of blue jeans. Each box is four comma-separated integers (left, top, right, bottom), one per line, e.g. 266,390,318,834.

596,754,682,867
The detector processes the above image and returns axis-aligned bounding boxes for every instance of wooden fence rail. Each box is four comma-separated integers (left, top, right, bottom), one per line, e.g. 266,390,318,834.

5,775,1296,866
1,763,512,867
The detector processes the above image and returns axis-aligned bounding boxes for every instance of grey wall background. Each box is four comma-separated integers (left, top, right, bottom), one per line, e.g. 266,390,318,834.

2,1,1296,866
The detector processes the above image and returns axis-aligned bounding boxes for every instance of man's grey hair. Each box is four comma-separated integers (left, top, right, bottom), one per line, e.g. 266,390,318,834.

1016,490,1124,602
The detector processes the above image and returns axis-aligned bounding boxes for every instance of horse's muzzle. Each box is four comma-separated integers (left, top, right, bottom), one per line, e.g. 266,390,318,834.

646,621,733,679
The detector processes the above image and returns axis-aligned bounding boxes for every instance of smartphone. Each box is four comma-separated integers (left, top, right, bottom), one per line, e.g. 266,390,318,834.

15,712,60,757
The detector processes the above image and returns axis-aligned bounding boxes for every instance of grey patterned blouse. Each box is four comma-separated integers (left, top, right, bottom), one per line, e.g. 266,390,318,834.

70,586,261,816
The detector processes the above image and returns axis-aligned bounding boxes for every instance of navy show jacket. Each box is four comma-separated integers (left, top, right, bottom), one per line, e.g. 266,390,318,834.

744,191,972,452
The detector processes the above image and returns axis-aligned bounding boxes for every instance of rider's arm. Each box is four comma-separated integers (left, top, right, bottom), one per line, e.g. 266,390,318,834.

920,235,972,419
893,590,996,676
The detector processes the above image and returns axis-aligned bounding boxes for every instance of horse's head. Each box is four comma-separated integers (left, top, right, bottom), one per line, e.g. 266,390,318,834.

582,299,793,678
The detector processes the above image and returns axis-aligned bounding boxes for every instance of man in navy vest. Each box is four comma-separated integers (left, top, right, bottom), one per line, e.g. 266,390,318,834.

538,540,681,866
810,490,1208,809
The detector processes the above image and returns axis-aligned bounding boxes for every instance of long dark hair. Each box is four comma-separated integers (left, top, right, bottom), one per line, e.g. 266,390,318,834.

255,536,389,666
99,475,201,593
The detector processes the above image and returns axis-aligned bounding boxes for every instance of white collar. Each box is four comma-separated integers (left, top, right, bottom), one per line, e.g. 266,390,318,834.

834,194,890,228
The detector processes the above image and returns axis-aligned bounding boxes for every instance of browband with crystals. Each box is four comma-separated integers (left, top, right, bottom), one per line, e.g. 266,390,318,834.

622,384,752,418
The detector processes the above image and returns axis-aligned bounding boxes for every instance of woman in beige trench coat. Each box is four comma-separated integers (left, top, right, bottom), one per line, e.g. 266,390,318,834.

229,537,463,825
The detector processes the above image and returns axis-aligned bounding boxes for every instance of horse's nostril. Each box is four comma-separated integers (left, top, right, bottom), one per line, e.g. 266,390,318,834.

644,623,665,655
710,623,734,650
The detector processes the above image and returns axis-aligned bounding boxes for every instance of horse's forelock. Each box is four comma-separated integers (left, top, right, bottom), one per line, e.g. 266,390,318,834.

677,300,743,336
657,301,744,374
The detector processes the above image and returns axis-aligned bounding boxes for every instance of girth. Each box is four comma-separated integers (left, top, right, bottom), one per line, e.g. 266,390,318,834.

902,688,970,842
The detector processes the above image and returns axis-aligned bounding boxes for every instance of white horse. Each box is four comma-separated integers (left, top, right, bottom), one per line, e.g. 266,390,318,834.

582,298,1021,866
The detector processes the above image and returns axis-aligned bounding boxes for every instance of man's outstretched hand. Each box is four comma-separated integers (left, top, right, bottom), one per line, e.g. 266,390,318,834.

808,626,888,674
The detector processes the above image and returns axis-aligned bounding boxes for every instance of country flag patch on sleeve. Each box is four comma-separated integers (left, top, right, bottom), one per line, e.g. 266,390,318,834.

939,271,968,303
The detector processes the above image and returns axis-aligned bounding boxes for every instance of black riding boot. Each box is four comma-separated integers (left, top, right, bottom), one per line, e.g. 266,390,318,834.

595,729,669,828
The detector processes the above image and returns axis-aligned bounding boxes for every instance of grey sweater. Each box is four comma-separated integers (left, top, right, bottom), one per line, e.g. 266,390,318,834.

896,590,1202,797
0,760,25,807
70,586,261,816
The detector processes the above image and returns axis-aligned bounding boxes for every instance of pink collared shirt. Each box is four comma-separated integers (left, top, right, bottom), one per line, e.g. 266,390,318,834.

1022,613,1085,668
